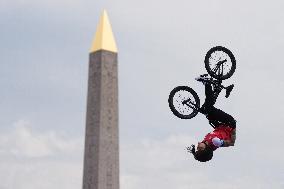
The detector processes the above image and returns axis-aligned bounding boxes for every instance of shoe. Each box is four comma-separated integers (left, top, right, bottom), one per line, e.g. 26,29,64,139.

225,84,234,98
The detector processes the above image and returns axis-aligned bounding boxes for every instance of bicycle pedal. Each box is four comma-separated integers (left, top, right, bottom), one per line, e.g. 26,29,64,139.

225,84,234,98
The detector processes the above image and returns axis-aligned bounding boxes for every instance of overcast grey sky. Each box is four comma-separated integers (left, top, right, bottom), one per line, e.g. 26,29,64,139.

0,0,284,188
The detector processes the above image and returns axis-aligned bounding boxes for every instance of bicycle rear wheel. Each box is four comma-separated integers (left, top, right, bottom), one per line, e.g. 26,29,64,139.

204,46,236,80
168,86,200,119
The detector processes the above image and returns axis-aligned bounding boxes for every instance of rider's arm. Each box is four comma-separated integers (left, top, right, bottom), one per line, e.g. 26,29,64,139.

222,129,236,147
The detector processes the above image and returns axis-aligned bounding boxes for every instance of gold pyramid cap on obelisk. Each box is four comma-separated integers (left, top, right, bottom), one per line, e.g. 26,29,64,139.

90,10,118,53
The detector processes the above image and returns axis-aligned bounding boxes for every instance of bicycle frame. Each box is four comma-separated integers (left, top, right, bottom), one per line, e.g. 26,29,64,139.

182,79,224,113
203,79,226,101
185,78,229,113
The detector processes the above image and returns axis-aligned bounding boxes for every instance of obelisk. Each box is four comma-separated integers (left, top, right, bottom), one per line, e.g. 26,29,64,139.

82,10,119,189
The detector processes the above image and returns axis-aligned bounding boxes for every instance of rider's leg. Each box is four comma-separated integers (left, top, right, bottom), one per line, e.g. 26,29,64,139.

200,83,216,114
201,83,236,129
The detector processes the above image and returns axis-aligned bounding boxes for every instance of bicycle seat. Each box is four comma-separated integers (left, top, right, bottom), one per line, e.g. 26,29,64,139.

195,74,212,82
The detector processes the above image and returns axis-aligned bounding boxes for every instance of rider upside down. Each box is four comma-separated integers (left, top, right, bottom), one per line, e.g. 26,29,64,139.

188,81,237,162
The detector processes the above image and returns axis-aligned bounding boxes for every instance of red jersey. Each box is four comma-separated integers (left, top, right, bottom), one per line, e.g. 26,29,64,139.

202,125,234,151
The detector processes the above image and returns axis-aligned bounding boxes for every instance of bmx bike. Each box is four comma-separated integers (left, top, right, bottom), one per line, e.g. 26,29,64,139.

168,46,236,119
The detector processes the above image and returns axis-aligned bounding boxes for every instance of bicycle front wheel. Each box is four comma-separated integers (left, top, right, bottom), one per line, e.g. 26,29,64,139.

168,86,200,119
204,46,236,80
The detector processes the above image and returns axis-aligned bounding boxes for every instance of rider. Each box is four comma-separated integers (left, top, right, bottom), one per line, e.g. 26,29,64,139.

188,74,236,162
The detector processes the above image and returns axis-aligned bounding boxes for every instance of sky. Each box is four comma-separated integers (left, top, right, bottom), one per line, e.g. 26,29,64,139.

1,0,284,188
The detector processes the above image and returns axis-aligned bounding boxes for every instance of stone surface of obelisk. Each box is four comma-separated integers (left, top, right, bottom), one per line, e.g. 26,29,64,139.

82,10,119,189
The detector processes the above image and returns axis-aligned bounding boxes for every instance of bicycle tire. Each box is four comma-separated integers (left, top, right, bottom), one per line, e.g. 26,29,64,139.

168,86,200,119
204,46,236,80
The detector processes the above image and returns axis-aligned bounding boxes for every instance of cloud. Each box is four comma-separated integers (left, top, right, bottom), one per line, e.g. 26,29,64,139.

0,119,83,158
0,119,84,189
0,157,83,189
0,122,283,189
121,134,284,189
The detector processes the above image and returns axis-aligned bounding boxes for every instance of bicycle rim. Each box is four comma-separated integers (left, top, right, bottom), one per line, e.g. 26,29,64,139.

168,86,200,119
205,46,236,80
